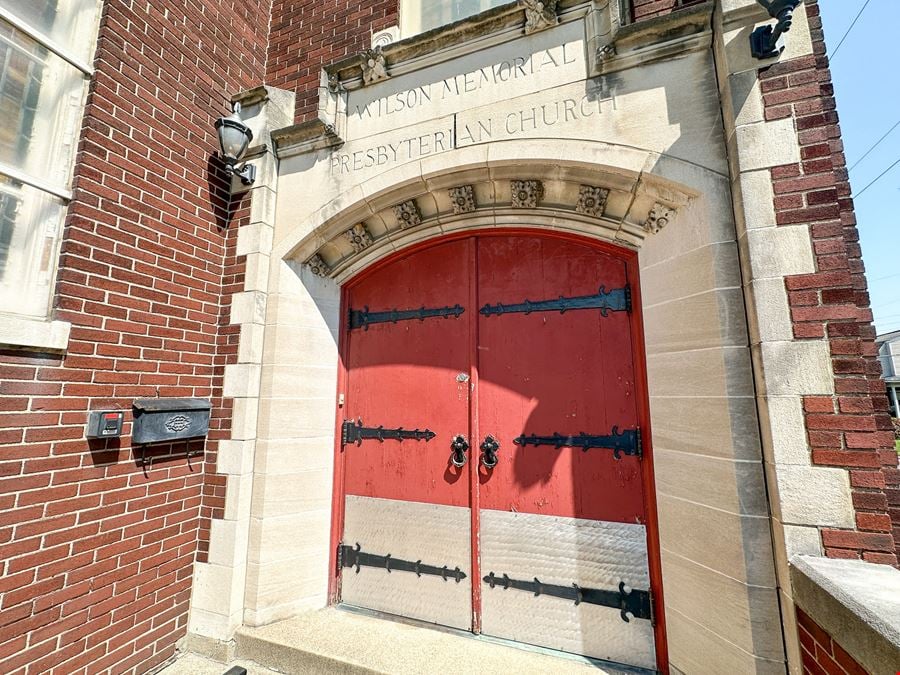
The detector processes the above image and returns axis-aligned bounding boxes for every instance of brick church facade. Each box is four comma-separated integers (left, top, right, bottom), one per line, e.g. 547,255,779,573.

1,0,897,673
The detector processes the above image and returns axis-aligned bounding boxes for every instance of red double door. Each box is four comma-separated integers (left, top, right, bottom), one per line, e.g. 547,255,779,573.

335,232,664,672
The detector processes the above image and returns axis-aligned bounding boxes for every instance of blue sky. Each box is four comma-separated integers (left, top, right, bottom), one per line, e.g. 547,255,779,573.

819,0,900,335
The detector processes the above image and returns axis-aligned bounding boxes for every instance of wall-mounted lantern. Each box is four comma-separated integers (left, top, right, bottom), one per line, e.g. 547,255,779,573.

215,102,256,186
750,0,803,59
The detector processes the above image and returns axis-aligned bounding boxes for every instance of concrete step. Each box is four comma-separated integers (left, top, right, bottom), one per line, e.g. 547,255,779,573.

231,607,645,675
156,652,284,675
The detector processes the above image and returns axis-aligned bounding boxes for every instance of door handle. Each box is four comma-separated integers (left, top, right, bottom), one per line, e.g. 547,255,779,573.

450,435,469,467
480,435,500,468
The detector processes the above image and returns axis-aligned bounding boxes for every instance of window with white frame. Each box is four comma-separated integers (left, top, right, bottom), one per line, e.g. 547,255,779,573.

400,0,509,36
0,1,101,319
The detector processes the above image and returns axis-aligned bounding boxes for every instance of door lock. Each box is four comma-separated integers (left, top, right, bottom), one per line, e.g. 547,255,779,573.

480,435,500,468
450,435,469,467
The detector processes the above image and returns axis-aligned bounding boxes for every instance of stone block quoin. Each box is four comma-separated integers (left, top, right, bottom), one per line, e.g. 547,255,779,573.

0,0,267,674
759,0,900,564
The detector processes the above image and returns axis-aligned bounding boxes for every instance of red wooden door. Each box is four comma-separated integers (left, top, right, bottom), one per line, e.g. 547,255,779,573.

340,238,474,630
337,232,662,670
475,236,657,670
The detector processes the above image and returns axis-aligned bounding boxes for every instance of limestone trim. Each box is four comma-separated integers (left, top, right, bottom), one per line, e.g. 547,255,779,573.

280,140,698,281
0,315,71,352
187,86,294,642
308,0,712,101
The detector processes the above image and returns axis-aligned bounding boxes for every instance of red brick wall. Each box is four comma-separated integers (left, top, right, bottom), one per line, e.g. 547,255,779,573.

631,0,706,22
797,608,867,675
0,0,269,673
267,0,398,123
758,0,899,563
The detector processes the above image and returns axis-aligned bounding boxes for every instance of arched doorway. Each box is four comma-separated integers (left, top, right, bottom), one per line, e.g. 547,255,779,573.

330,229,666,671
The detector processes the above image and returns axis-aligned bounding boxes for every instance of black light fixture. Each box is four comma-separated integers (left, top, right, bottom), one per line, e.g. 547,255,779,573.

750,0,803,60
215,102,256,186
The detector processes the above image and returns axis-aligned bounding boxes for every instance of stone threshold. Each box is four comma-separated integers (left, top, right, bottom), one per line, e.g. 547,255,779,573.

172,607,653,675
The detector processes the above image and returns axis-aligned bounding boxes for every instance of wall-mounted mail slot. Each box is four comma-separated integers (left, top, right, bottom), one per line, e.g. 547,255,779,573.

132,398,212,445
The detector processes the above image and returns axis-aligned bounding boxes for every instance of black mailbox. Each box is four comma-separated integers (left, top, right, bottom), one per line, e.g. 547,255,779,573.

132,398,212,445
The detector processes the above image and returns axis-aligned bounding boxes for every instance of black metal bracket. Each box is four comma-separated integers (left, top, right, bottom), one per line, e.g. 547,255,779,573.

349,304,464,330
341,543,466,582
479,284,630,318
341,419,436,447
750,0,802,59
482,572,652,622
513,427,641,460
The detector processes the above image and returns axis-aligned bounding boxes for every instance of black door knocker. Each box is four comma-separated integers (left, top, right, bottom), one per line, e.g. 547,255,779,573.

450,435,469,467
480,435,500,468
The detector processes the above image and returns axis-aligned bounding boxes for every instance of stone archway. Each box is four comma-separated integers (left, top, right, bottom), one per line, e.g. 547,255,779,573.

242,144,787,670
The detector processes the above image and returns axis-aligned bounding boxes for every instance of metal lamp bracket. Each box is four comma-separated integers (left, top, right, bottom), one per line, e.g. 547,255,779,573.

750,0,802,60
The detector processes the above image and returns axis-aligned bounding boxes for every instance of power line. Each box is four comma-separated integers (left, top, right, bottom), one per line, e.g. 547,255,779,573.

830,0,872,61
849,118,900,173
853,156,900,199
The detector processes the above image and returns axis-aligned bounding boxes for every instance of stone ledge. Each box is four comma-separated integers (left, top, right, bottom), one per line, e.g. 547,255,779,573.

0,315,70,352
790,555,900,675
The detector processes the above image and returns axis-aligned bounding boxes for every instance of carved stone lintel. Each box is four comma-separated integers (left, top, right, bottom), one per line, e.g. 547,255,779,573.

393,200,422,228
307,254,330,278
575,185,610,217
345,223,373,253
643,203,675,234
361,47,389,86
510,180,544,209
448,185,476,215
522,0,559,35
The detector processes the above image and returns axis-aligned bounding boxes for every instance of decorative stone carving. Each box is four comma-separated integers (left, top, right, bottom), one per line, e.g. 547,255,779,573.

522,0,558,35
307,254,330,278
448,185,476,214
596,43,616,63
575,185,609,217
643,203,675,234
345,223,373,253
510,180,544,208
327,72,343,94
360,47,389,86
393,200,422,228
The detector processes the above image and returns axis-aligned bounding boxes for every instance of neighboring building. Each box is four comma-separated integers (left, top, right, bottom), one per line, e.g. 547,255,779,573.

1,1,899,674
877,329,900,416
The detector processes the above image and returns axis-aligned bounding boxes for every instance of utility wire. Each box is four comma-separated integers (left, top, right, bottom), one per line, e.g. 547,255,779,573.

829,0,871,61
849,118,900,173
853,156,900,199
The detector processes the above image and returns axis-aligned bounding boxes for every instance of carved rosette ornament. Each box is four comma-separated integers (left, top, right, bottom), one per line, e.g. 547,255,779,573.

522,0,559,35
596,43,616,63
448,185,476,214
510,180,544,208
345,223,373,253
307,254,330,278
575,185,610,217
360,47,389,86
643,203,675,234
393,200,422,228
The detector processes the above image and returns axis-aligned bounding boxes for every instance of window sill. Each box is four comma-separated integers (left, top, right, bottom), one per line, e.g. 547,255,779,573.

0,315,71,352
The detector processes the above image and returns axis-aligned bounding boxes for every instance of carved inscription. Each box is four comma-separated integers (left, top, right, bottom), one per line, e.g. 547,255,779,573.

351,43,578,121
331,129,453,175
